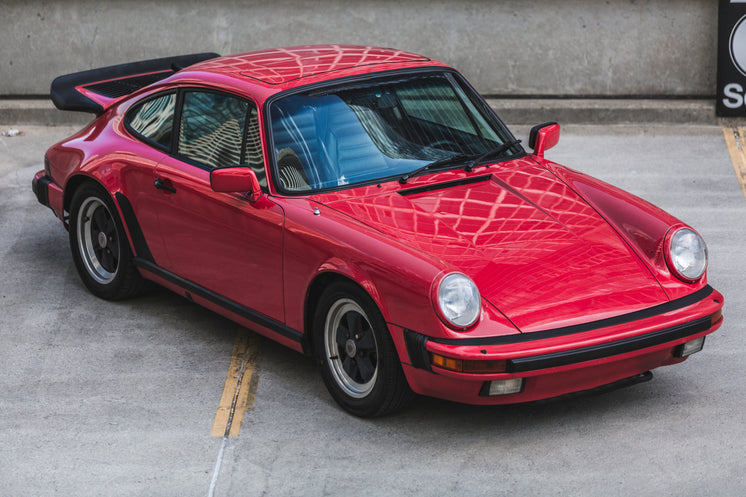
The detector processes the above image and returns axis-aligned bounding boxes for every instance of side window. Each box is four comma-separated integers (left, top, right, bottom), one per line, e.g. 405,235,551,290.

178,91,248,170
126,93,176,149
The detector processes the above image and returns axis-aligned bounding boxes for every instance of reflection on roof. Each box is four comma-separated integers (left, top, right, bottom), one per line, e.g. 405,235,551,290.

191,45,431,85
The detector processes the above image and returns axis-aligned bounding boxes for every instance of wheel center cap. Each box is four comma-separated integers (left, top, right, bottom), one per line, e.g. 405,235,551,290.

97,232,108,248
345,339,357,358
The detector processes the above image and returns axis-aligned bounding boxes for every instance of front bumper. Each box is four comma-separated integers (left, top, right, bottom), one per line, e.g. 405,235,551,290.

398,285,724,405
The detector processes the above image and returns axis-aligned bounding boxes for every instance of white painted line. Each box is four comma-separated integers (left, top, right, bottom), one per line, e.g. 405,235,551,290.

207,437,228,497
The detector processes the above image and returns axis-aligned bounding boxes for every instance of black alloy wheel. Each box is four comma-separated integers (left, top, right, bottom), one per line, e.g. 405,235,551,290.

314,281,413,417
69,183,145,300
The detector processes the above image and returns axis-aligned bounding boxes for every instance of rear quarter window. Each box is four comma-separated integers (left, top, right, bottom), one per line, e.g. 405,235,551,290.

125,93,176,150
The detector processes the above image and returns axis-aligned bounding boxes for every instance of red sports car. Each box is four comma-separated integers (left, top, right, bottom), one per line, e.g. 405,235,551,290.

33,45,723,416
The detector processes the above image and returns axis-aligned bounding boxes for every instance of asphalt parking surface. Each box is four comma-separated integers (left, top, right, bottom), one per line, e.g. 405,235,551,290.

2,124,745,496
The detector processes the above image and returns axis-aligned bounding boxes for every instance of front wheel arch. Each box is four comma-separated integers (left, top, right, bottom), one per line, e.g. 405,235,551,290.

304,272,386,356
311,279,413,417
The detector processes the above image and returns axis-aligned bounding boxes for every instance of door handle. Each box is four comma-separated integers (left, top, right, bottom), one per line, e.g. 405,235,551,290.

154,178,177,193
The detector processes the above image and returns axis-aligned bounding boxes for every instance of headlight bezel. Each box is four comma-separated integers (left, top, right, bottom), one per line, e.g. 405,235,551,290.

664,226,708,283
432,272,481,330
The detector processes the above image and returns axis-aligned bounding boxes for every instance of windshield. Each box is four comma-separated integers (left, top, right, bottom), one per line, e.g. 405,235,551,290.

269,72,519,192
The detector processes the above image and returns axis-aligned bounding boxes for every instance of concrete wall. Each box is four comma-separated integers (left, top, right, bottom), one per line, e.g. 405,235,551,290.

1,0,718,98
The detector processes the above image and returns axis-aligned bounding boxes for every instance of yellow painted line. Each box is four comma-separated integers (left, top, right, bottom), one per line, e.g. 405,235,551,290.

723,126,746,200
211,331,260,437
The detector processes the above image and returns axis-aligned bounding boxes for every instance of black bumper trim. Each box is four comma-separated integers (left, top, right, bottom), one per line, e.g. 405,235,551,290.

32,175,52,207
407,315,711,374
405,285,717,373
403,328,431,371
507,316,711,373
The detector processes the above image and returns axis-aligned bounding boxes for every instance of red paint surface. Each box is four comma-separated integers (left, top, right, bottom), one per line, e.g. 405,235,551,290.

38,45,724,406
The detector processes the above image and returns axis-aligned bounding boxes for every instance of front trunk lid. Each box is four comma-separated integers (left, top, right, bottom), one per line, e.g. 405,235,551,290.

321,160,669,333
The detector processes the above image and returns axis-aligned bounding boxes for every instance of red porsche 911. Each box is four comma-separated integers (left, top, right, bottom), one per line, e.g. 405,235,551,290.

33,45,723,416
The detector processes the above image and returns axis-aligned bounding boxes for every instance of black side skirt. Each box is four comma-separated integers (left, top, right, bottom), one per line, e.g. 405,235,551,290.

134,258,304,346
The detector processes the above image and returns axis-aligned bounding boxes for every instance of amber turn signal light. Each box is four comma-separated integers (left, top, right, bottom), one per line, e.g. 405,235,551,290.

430,353,507,373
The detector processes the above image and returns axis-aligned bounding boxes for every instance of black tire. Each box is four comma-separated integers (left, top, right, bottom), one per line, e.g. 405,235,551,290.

68,183,145,300
313,281,413,417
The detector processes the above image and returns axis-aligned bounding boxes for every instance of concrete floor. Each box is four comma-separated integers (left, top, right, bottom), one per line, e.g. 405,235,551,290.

1,124,744,496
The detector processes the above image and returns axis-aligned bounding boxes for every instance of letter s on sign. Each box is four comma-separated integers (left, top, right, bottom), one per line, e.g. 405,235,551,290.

723,83,744,109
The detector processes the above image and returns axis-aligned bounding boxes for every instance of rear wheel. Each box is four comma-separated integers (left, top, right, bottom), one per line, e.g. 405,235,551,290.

313,281,412,417
69,183,145,300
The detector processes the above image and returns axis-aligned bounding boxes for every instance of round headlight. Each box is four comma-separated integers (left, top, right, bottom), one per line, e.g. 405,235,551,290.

437,273,481,328
667,227,707,281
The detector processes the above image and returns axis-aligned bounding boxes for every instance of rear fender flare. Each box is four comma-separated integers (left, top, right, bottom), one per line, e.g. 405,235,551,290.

63,175,151,262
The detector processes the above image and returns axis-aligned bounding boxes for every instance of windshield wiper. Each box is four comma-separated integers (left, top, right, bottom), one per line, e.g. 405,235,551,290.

398,139,522,184
399,153,472,184
466,139,522,171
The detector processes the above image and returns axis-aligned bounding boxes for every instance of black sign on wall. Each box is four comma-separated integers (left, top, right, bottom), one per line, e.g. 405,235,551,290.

718,1,746,116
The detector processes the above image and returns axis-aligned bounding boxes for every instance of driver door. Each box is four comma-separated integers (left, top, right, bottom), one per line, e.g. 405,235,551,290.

150,90,285,322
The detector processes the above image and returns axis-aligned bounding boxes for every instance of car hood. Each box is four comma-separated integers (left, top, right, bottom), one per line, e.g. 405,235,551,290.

320,160,669,333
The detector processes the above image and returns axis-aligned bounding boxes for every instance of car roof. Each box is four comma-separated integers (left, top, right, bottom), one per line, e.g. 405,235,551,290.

179,45,448,92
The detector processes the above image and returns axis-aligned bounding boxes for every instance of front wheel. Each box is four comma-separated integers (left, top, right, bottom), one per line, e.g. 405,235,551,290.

313,282,412,417
68,183,145,300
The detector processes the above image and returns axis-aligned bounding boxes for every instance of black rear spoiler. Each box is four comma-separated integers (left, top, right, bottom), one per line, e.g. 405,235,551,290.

50,52,220,115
